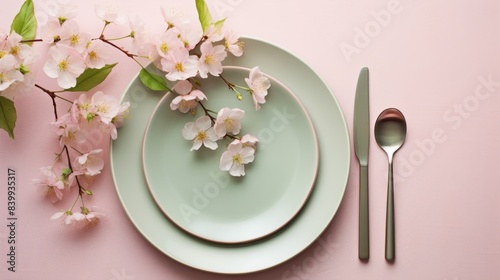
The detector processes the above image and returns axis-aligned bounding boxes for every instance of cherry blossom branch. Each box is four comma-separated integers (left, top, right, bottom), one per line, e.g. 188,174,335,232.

20,38,43,43
63,145,88,207
104,34,132,41
34,82,91,210
218,74,250,101
35,84,59,120
98,35,135,59
35,84,77,120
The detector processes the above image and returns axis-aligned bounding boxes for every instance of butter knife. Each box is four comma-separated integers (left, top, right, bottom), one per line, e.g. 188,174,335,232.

354,67,370,260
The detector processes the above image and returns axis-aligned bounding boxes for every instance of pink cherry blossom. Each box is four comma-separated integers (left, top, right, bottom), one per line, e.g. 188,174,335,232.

32,166,65,203
182,116,218,151
95,2,126,25
170,80,206,113
204,25,225,43
74,93,92,120
53,112,86,147
59,20,91,53
0,54,23,91
240,134,259,149
40,19,63,44
52,206,103,227
161,6,188,29
156,29,183,58
91,91,121,123
110,102,130,128
0,29,7,45
127,15,154,57
46,0,79,23
72,92,129,140
51,210,87,226
79,206,103,227
176,23,202,50
5,31,33,61
74,149,104,176
219,140,255,177
224,29,244,57
245,66,271,110
214,107,244,139
84,40,108,69
161,47,198,81
0,32,35,99
1,70,34,100
43,44,86,89
198,41,227,79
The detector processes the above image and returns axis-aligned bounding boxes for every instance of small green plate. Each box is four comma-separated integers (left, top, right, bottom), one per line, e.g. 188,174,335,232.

142,66,319,244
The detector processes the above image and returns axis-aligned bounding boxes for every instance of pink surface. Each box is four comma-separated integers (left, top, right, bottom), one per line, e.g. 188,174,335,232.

1,0,499,279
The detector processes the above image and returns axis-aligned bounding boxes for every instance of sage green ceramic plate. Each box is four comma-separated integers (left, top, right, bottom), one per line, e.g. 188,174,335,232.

142,66,319,244
110,37,350,274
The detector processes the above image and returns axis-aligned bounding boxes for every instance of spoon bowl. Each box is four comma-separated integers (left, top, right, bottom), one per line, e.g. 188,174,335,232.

374,108,407,262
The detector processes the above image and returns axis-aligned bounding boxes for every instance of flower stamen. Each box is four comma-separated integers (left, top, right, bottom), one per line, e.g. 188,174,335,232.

58,59,69,71
197,130,207,141
175,62,184,72
232,153,243,164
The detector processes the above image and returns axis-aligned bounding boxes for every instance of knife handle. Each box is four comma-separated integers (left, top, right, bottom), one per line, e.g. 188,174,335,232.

359,165,369,260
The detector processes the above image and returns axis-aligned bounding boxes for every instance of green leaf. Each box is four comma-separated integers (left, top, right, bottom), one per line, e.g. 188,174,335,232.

196,0,212,32
213,18,226,30
139,68,171,91
10,0,37,45
66,63,117,92
0,96,17,139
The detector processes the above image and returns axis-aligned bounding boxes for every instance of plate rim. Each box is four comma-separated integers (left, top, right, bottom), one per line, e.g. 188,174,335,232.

110,36,351,274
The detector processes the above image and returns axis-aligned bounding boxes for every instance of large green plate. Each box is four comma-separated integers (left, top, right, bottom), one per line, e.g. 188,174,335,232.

110,37,350,274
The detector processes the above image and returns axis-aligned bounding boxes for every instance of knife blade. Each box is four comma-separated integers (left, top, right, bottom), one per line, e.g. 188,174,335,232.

354,67,370,260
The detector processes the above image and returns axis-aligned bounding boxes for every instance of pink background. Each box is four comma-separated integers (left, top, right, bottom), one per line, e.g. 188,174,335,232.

1,0,500,279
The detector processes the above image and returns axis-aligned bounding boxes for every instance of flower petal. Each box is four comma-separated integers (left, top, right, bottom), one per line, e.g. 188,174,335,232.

230,164,244,176
196,115,212,130
182,122,197,140
203,139,218,150
219,152,233,171
191,139,202,151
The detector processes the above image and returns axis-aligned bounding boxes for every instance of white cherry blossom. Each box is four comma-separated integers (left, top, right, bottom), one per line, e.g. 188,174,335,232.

43,44,86,89
161,6,188,29
170,80,206,113
245,66,271,110
161,47,198,81
224,29,244,57
0,55,23,91
59,20,91,53
198,41,227,79
214,107,244,139
46,0,79,23
95,2,126,25
84,40,108,69
74,149,104,176
90,91,121,124
182,115,218,151
40,19,63,44
219,140,255,177
156,29,183,58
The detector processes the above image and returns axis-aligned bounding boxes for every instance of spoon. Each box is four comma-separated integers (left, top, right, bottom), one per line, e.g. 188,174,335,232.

374,108,407,262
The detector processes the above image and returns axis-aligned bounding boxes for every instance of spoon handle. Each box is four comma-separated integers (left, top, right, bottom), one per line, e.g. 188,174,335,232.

385,161,395,261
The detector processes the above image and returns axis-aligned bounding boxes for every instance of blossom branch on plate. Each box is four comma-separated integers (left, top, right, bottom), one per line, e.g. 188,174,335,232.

0,0,270,228
128,0,272,177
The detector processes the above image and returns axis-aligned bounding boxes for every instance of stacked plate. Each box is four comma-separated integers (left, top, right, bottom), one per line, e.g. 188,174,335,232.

110,38,350,274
